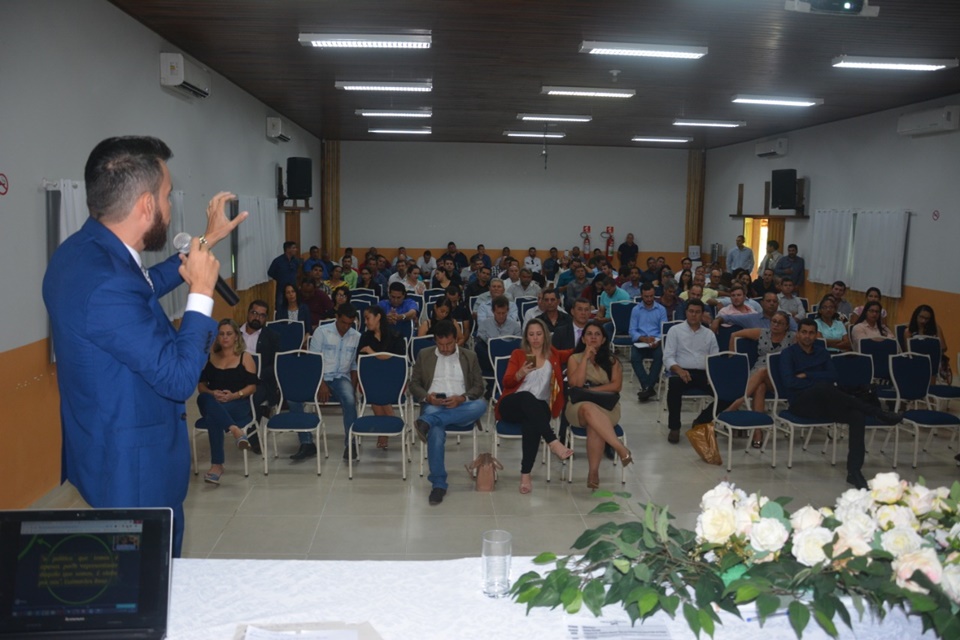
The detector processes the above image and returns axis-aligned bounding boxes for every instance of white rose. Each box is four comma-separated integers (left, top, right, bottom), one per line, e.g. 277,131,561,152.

834,522,873,557
792,527,834,567
791,505,824,532
942,563,960,604
906,485,936,517
948,523,960,544
876,505,919,531
932,487,952,514
870,472,905,504
841,511,878,540
696,506,737,545
880,526,924,557
893,548,943,594
750,518,790,556
701,483,736,511
733,506,755,537
835,488,872,515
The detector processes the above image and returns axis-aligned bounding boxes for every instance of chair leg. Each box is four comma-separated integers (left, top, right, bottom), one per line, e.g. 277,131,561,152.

770,427,777,468
262,427,270,476
191,427,199,475
348,431,354,479
785,424,794,469
912,425,920,469
726,427,734,472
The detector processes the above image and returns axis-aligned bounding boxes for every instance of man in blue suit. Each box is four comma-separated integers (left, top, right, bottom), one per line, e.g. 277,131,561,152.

43,136,247,557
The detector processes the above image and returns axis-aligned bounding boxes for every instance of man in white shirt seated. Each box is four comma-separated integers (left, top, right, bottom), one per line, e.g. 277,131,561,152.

524,247,542,274
663,299,721,444
777,277,805,320
502,261,522,291
507,268,541,299
474,279,516,323
417,250,437,279
387,259,410,286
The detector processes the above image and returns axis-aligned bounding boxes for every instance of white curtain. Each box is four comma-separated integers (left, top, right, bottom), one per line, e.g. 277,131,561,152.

142,191,187,319
236,196,283,291
848,210,909,297
808,208,854,285
57,179,87,242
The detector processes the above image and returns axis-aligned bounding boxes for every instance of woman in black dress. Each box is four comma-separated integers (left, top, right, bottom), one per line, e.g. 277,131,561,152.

358,306,406,448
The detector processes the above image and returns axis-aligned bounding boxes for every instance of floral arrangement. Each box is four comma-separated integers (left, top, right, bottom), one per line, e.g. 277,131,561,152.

512,472,960,638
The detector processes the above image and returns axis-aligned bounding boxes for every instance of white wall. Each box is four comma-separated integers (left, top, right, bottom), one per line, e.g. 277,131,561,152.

0,0,322,353
340,141,688,254
703,95,960,294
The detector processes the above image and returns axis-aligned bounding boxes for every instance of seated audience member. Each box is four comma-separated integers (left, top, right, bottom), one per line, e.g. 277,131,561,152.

557,258,582,291
419,297,465,345
417,250,437,279
663,300,721,444
597,259,618,281
276,284,312,339
340,256,358,289
444,285,473,336
905,304,950,383
391,246,410,268
355,266,378,295
780,319,902,489
379,282,419,328
492,247,512,276
597,277,630,323
679,273,718,302
306,260,326,286
725,292,798,331
563,264,591,310
432,256,462,290
387,259,409,286
376,255,393,278
502,261,522,290
849,287,886,325
464,265,492,301
475,279,514,323
497,318,574,494
566,321,633,489
659,280,681,321
460,256,482,282
411,320,488,506
440,242,469,272
508,268,541,299
850,300,892,350
630,284,668,402
475,295,522,376
524,246,543,274
640,257,659,285
777,277,804,320
302,245,326,279
330,287,351,317
196,319,258,485
830,281,853,319
298,280,332,332
403,264,427,296
534,288,571,333
621,267,643,298
543,247,560,282
365,257,389,297
358,305,407,449
676,269,694,294
675,284,713,324
751,268,778,298
340,247,358,271
469,244,493,270
307,303,361,461
569,245,583,263
758,240,782,275
239,300,281,413
710,284,758,332
726,311,796,447
815,295,850,352
553,298,592,350
774,243,805,289
325,264,350,296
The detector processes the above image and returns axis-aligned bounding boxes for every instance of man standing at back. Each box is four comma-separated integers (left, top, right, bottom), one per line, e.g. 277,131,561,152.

617,233,639,271
775,243,806,289
268,241,301,311
726,235,755,274
43,136,246,557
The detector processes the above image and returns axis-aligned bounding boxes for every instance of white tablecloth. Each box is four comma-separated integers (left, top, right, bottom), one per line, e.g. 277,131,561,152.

169,558,932,639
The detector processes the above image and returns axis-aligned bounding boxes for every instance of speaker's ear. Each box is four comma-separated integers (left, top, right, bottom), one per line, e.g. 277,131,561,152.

286,157,312,199
771,169,797,209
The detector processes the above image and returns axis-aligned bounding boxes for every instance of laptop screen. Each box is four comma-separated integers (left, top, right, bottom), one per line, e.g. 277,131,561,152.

0,508,172,639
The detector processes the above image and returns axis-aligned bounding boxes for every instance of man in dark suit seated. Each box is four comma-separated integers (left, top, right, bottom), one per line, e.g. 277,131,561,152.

238,300,281,453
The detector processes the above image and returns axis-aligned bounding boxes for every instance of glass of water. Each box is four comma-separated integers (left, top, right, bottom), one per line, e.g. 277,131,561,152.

481,529,512,597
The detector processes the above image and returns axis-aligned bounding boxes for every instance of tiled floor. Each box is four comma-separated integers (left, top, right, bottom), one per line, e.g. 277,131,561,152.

36,371,960,560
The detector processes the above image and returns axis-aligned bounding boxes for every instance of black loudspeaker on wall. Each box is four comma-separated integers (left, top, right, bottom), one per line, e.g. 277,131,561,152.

771,169,797,209
286,157,312,199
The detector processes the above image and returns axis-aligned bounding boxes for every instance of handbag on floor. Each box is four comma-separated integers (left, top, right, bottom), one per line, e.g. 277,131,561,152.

465,453,503,491
687,422,722,466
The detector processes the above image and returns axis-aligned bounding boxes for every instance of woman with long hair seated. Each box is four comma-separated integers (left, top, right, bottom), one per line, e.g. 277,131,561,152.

905,304,951,384
496,318,574,495
358,305,407,449
404,264,427,296
275,284,311,344
418,297,465,345
851,300,892,350
676,269,693,293
849,287,886,325
815,295,850,352
196,319,258,485
325,264,350,296
565,320,632,489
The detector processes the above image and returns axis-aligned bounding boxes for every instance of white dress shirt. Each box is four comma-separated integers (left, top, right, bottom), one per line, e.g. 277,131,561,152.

663,321,719,371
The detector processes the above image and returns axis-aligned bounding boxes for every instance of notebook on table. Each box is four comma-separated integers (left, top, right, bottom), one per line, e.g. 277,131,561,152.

0,508,173,639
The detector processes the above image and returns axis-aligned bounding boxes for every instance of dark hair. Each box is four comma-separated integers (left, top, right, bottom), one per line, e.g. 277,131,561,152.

677,269,693,292
573,320,616,379
431,298,454,322
865,287,882,301
85,136,172,223
283,241,297,251
816,295,838,321
832,280,847,289
363,304,388,336
541,288,559,300
602,276,615,288
249,299,269,313
767,240,780,250
797,318,818,333
310,245,319,251
853,300,887,333
333,287,351,302
686,299,705,311
788,244,798,250
388,282,406,296
640,283,655,294
491,295,511,310
445,284,460,296
908,304,939,337
780,276,794,285
336,303,358,320
432,319,457,339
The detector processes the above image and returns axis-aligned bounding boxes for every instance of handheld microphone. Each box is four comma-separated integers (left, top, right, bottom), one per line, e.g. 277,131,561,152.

173,232,240,306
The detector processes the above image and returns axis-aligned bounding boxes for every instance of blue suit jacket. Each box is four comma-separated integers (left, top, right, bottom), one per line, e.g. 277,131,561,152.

43,217,216,532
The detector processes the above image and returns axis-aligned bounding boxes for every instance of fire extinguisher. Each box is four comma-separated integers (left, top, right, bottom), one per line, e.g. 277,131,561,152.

602,226,615,259
580,225,591,254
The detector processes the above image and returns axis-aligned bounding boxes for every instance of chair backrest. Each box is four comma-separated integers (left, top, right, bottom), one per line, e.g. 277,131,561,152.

660,320,684,350
715,324,738,353
353,287,378,299
766,352,785,406
799,297,809,313
493,355,511,401
609,301,637,338
407,293,424,313
357,353,407,406
393,319,415,341
831,352,874,387
706,352,750,412
733,336,759,369
424,288,446,304
468,295,481,313
516,297,538,320
266,319,305,352
858,336,898,381
423,300,436,321
274,350,324,405
890,353,932,403
409,335,435,363
488,336,522,364
352,293,379,307
895,323,908,352
908,336,942,373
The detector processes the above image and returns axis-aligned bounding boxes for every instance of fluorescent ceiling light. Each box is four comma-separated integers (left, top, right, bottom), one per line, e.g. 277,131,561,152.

517,113,592,122
503,131,566,139
832,55,958,71
674,119,746,128
369,127,432,135
335,81,432,92
732,94,823,107
580,41,707,59
541,86,635,98
356,109,432,118
299,33,431,49
632,136,693,143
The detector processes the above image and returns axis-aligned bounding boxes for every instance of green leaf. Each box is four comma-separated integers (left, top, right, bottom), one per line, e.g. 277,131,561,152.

593,489,615,498
614,537,641,559
734,584,761,604
788,601,810,637
630,587,660,617
950,480,960,503
560,585,583,614
613,558,631,574
620,522,644,545
683,603,703,638
633,563,653,583
585,540,618,563
612,491,631,499
532,552,557,565
849,593,865,622
906,592,938,613
509,571,541,594
756,593,780,620
698,608,716,638
659,593,681,617
516,585,540,604
591,501,621,513
695,573,723,609
933,609,960,638
582,580,605,616
644,503,656,531
760,501,785,520
814,610,838,638
656,509,670,542
571,528,603,550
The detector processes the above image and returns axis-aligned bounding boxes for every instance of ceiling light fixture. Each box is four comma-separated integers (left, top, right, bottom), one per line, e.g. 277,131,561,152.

632,136,693,143
732,94,823,107
580,41,707,59
832,55,958,71
541,86,635,98
674,119,746,128
369,127,432,135
299,33,431,49
503,131,566,139
356,109,432,118
335,81,432,92
517,113,592,122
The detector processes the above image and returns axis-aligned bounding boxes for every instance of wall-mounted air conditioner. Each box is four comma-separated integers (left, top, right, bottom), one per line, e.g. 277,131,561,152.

896,106,959,137
755,138,788,158
267,117,291,142
160,53,211,99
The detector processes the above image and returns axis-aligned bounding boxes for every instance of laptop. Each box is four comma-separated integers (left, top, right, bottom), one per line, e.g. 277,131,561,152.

0,508,173,639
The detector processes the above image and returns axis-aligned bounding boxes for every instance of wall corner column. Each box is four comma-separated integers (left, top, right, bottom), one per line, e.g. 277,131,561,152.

684,148,706,253
321,139,341,256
